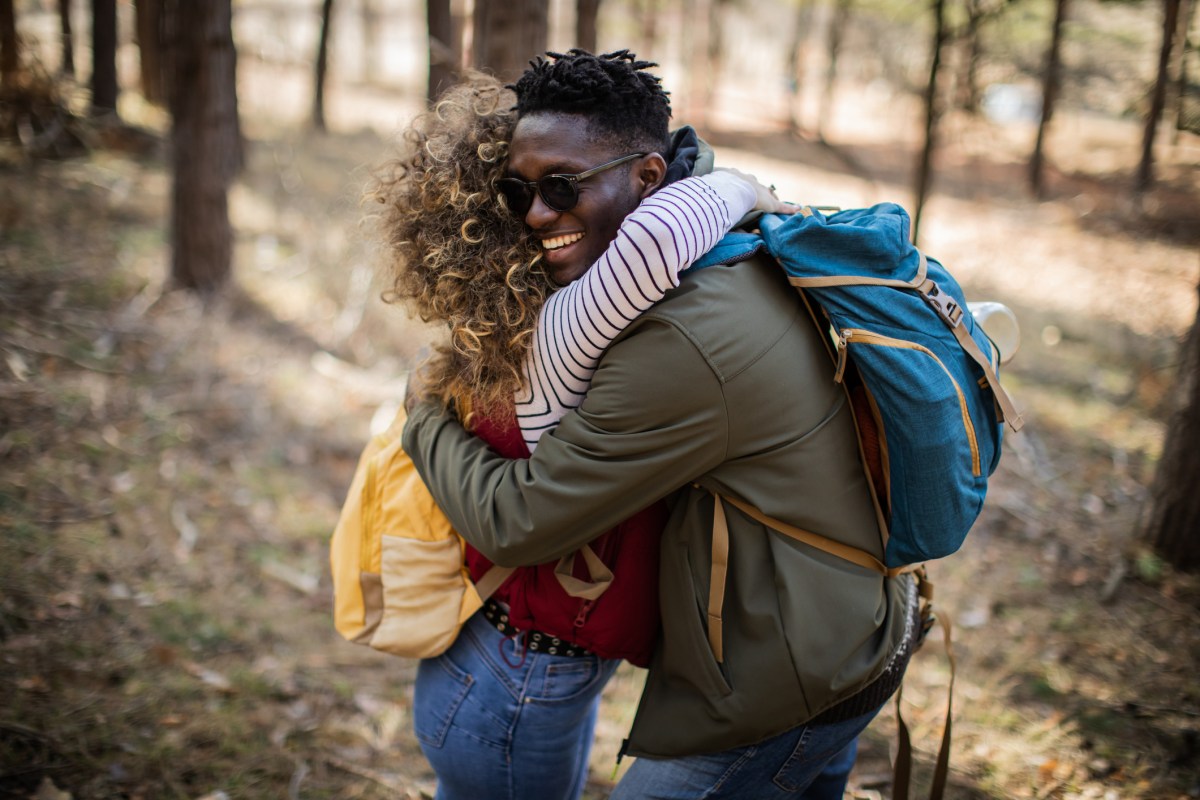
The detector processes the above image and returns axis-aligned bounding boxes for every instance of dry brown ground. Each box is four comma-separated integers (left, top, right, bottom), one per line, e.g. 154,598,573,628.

2,45,1200,800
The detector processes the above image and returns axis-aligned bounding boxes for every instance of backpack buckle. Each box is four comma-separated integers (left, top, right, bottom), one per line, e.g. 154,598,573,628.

919,279,963,328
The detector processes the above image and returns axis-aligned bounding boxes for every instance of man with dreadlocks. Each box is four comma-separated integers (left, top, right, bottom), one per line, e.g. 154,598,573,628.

380,72,793,800
403,52,920,799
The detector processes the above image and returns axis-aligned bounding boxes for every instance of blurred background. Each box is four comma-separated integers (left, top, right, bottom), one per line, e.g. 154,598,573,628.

1,1,1198,798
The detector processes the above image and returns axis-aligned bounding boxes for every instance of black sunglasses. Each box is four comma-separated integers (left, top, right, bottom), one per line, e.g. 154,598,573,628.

496,152,648,217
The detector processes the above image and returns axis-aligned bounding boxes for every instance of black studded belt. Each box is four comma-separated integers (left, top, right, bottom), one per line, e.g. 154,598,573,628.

482,598,595,658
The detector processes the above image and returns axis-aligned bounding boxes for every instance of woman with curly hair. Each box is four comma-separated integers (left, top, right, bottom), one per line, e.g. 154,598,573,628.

371,71,789,800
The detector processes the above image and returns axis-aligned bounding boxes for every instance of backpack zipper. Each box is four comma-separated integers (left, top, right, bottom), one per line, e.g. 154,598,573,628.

836,328,981,476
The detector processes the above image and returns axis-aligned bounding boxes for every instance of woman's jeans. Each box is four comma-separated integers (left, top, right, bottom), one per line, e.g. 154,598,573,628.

413,610,620,800
610,707,879,800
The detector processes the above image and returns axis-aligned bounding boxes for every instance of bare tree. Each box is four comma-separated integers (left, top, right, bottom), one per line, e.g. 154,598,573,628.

91,0,119,115
0,0,16,92
1137,0,1184,191
576,0,602,53
59,0,74,78
1030,0,1069,197
959,0,986,114
818,0,852,141
428,0,455,102
1172,0,1195,142
136,0,166,105
785,0,813,137
707,0,732,92
1142,283,1200,571
313,0,335,130
635,0,659,63
912,0,948,245
360,0,379,79
166,0,239,293
472,0,548,84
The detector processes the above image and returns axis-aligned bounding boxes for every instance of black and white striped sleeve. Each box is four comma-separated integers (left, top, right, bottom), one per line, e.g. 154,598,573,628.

515,171,757,451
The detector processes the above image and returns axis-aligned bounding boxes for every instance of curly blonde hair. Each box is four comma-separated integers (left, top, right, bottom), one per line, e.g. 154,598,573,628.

370,73,549,411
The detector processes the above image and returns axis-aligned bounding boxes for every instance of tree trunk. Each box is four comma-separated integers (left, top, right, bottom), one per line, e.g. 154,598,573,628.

1030,0,1068,197
960,0,984,114
0,0,17,92
166,0,238,293
59,0,74,78
471,0,548,84
695,0,728,122
818,0,851,141
1138,0,1183,191
785,0,812,137
136,0,166,105
1172,0,1194,143
360,0,379,81
313,0,334,130
1142,283,1200,571
575,0,602,53
427,0,455,102
912,0,947,246
91,0,119,115
636,0,658,65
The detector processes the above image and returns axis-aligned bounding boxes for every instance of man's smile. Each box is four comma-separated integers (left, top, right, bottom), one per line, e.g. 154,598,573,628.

541,232,585,251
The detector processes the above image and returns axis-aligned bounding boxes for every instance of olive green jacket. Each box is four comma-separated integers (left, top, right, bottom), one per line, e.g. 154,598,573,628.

402,253,913,758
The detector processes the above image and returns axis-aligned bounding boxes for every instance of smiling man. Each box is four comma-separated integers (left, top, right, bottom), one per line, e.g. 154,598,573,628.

496,60,674,286
403,50,919,800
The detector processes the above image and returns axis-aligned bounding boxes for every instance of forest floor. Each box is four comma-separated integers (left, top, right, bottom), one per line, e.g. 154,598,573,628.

3,57,1200,800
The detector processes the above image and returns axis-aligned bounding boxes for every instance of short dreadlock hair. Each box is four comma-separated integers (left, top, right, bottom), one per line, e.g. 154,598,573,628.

510,49,672,154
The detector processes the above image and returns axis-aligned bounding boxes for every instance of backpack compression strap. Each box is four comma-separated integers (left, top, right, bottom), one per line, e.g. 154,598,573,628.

917,276,1025,432
779,225,1025,433
700,487,918,664
701,488,954,800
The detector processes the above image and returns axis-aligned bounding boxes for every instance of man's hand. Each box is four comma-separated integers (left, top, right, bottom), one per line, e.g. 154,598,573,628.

715,167,800,215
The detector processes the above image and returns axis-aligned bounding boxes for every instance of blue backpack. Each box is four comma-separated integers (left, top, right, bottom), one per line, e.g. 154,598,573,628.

692,203,1023,569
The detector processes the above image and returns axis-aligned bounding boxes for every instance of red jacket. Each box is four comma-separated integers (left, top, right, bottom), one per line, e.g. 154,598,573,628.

465,406,663,667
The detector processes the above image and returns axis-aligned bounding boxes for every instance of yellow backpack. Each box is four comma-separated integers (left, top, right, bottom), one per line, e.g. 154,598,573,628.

330,404,613,659
329,405,513,658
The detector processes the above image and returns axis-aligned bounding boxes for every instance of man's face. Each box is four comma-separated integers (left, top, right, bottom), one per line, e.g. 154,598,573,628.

506,113,650,286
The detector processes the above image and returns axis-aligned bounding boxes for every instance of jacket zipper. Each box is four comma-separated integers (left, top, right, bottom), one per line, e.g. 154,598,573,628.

836,328,981,476
573,599,595,628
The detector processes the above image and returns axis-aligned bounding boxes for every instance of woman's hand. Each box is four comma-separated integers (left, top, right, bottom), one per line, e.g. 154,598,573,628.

716,167,800,215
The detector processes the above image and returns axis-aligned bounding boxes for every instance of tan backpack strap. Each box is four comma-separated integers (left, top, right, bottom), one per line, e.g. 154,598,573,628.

553,544,614,600
707,494,731,663
950,312,1024,432
787,251,930,290
473,564,515,601
929,612,956,800
893,575,955,800
914,277,1024,433
893,682,913,800
717,492,914,578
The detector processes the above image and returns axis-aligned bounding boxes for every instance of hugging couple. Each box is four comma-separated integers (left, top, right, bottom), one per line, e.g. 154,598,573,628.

374,48,918,800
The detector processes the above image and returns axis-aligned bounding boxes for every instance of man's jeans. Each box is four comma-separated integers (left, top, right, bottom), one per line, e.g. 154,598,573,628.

610,707,880,800
413,610,620,800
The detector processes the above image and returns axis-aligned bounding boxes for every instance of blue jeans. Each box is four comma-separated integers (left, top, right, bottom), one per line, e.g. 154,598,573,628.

610,708,879,800
413,610,620,800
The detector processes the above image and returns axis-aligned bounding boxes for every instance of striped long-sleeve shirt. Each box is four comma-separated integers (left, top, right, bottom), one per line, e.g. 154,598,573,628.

516,171,756,450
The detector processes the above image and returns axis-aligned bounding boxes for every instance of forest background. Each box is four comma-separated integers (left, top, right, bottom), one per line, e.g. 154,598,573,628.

1,0,1198,798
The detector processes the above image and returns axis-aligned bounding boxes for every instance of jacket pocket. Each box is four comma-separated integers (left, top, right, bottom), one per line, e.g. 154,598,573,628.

661,549,733,700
